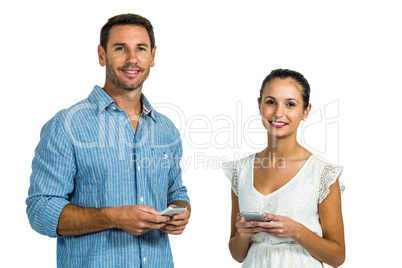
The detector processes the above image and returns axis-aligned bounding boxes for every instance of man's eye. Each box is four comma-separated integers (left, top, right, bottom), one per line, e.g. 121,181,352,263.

138,47,146,51
116,47,125,51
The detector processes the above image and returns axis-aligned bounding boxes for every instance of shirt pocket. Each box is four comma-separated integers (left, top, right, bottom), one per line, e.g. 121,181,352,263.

148,148,172,196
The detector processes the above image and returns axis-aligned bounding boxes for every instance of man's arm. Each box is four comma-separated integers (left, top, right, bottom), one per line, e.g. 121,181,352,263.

26,117,75,237
57,204,170,236
26,116,170,238
160,135,191,235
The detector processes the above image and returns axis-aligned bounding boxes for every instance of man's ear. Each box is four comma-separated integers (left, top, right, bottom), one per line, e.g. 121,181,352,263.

150,46,156,67
98,44,106,67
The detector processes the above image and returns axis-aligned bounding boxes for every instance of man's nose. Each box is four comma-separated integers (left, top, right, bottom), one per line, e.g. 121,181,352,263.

126,49,139,64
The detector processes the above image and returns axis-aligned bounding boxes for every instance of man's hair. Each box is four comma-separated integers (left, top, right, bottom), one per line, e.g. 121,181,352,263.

259,69,311,110
100,13,155,51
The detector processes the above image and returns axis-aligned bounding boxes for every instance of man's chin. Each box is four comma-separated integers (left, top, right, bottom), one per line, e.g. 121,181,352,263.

112,80,143,92
121,84,142,91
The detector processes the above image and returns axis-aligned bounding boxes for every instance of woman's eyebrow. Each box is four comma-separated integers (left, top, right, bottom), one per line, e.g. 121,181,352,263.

286,98,299,103
264,96,300,103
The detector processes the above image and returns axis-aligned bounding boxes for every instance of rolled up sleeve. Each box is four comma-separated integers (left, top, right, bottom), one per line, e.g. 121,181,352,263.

166,136,190,206
26,115,76,237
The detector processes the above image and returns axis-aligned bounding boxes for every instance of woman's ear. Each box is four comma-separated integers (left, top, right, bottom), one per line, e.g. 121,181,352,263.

303,103,312,120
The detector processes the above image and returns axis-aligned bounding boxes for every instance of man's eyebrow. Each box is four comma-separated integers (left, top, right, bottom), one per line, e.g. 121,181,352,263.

112,43,127,47
137,43,150,47
112,43,150,48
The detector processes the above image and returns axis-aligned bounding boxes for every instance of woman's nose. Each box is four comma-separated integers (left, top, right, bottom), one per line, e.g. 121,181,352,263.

274,104,285,118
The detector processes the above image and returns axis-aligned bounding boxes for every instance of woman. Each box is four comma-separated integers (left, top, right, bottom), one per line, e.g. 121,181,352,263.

223,69,345,267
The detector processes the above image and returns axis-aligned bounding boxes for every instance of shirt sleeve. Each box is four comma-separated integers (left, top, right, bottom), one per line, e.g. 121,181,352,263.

26,115,76,237
222,161,239,196
166,135,190,205
318,164,344,204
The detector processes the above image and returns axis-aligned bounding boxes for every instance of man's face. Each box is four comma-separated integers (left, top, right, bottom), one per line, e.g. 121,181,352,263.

98,25,156,91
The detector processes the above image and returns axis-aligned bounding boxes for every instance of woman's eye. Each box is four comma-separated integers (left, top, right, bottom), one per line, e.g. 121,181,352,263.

287,102,296,107
266,100,275,105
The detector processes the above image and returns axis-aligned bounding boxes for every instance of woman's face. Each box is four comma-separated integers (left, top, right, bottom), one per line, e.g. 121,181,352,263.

258,77,311,139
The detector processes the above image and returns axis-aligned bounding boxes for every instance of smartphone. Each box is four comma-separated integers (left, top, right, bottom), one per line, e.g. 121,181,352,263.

158,206,187,217
241,211,267,222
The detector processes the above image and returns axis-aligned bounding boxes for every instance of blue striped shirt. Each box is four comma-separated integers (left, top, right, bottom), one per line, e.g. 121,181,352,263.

26,85,190,267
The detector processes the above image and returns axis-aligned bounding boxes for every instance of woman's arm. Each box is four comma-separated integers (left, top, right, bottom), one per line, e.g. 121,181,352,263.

228,190,260,263
296,179,345,267
254,180,345,267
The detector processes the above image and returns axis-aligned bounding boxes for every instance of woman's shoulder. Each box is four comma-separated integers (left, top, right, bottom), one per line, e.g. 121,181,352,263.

222,153,256,172
309,155,345,203
222,153,256,190
309,154,343,170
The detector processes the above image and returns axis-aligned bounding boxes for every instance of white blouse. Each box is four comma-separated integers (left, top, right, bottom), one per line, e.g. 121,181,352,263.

223,154,344,268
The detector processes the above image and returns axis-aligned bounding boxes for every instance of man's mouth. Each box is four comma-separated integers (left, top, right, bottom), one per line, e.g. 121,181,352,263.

120,68,141,77
124,70,139,74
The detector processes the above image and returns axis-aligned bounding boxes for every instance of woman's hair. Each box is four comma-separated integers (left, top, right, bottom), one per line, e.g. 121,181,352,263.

259,69,311,110
100,13,155,52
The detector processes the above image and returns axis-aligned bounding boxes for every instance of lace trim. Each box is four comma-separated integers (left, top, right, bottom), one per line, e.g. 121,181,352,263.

318,164,343,204
222,161,240,196
232,163,239,196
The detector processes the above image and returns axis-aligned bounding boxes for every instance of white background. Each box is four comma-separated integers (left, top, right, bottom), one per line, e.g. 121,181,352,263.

1,0,401,267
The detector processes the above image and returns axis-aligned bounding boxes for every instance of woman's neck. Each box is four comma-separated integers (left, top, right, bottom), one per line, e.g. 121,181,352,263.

263,133,304,160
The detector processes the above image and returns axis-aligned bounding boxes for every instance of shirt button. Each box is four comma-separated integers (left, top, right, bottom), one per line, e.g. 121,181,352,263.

164,154,168,159
137,166,141,171
140,197,144,203
143,257,146,263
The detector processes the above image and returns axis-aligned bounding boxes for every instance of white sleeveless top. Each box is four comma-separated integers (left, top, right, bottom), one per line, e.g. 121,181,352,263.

222,154,344,268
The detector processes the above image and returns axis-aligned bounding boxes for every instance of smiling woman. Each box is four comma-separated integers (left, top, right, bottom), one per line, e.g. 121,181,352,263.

258,71,311,140
223,69,345,268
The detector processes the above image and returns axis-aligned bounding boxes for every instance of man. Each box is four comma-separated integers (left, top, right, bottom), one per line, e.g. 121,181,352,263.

26,13,191,267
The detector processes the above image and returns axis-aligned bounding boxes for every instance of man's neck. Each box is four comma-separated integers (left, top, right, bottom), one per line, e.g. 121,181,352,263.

103,82,143,117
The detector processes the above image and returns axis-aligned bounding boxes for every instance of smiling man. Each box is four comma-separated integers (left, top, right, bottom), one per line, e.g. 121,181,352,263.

26,14,191,267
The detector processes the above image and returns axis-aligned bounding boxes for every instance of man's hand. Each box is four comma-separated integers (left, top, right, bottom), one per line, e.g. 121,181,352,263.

160,208,190,235
160,202,191,235
107,205,170,236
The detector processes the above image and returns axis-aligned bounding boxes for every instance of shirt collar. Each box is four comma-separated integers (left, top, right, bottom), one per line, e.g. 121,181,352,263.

88,85,156,122
88,85,115,113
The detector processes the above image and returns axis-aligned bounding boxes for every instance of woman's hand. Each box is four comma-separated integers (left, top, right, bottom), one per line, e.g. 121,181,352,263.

235,213,262,239
253,213,302,239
